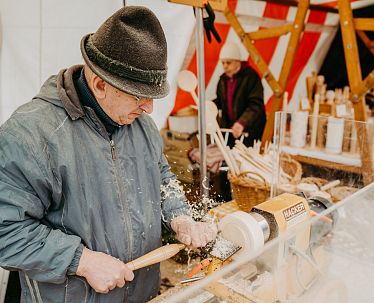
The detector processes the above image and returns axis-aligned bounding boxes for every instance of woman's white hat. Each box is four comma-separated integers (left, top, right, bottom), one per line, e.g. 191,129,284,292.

219,42,241,61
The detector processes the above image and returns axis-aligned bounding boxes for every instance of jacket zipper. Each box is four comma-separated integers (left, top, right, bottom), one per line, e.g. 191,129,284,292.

109,139,133,264
110,140,116,160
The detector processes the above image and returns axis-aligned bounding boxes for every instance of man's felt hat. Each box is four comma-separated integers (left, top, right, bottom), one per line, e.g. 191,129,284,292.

80,6,169,99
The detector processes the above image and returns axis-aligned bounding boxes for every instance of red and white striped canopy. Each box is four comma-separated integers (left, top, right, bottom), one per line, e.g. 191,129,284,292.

171,0,370,115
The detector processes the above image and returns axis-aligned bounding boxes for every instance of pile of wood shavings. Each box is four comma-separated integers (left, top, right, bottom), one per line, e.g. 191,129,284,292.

160,179,186,200
210,235,239,260
190,196,217,221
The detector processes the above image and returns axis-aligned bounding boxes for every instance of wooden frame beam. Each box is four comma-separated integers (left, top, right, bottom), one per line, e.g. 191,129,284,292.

247,24,293,40
357,30,374,56
168,0,227,11
339,0,364,98
253,0,339,13
356,69,374,100
354,18,374,31
338,0,373,185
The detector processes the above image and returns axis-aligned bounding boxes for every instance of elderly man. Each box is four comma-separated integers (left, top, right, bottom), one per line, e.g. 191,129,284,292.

214,42,266,147
0,6,217,303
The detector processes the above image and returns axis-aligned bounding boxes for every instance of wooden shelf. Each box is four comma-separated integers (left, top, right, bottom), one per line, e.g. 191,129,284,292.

292,155,361,174
282,146,362,174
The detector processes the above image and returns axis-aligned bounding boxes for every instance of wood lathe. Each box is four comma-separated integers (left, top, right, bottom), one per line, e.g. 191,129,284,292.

205,193,337,302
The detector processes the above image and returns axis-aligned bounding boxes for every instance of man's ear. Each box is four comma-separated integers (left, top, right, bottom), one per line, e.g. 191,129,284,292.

89,74,106,100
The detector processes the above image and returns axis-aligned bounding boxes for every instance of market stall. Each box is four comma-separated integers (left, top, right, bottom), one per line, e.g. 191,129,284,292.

0,0,373,302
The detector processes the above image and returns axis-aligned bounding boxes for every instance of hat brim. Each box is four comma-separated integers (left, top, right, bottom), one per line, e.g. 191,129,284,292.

80,34,170,99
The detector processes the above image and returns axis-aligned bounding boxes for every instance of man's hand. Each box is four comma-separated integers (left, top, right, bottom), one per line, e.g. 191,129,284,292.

171,215,218,247
76,247,134,294
231,122,244,138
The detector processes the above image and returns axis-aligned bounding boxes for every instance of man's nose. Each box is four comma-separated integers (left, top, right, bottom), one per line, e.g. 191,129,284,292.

139,99,154,114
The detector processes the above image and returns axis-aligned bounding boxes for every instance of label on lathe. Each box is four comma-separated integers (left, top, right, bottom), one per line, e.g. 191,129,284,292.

282,202,307,226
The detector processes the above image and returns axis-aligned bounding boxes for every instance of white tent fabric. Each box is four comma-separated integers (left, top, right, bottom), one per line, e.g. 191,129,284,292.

0,0,194,128
0,0,366,128
0,0,120,121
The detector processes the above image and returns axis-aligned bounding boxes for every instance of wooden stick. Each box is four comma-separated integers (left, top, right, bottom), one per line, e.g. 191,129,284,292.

214,133,237,175
350,122,357,153
342,120,352,152
228,147,240,175
236,143,292,180
213,121,240,175
126,244,185,271
191,93,240,175
317,114,328,148
310,94,320,149
310,210,333,224
245,152,273,174
190,90,200,105
282,91,289,111
234,148,272,174
240,147,273,171
234,147,291,182
187,258,211,278
306,72,317,102
320,180,340,191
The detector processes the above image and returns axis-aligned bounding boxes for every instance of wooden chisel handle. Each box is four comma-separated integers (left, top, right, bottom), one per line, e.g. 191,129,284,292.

126,244,185,271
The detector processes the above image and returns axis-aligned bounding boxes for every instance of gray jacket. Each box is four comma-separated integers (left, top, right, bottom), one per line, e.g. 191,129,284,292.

0,65,190,302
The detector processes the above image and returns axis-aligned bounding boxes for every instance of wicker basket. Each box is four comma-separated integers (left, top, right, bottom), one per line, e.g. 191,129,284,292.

228,155,302,212
228,171,269,212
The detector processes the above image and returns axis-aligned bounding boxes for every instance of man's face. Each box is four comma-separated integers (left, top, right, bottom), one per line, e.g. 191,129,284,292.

221,60,241,78
100,84,154,125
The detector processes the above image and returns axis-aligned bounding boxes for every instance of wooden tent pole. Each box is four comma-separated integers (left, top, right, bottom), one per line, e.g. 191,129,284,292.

260,0,310,152
338,0,363,101
338,0,373,185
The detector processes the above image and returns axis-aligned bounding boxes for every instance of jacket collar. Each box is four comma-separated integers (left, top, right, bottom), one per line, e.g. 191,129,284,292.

56,65,86,120
75,68,120,134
